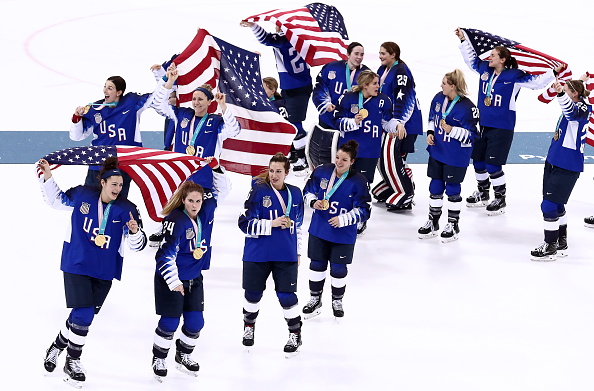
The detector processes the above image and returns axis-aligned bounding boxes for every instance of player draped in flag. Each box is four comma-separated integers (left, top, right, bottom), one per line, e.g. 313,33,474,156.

455,27,563,215
40,157,146,388
70,76,155,198
530,79,590,261
302,140,371,320
150,158,228,381
240,21,313,174
418,70,479,242
309,42,369,167
148,63,239,246
238,153,305,357
372,42,423,212
262,76,289,120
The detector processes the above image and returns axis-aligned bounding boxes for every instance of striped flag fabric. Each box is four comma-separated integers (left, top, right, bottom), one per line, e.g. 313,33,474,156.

243,2,349,67
37,145,213,222
537,66,573,104
172,29,297,176
586,72,594,147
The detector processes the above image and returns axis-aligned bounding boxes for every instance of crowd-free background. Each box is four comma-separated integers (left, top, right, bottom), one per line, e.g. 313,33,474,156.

1,1,593,390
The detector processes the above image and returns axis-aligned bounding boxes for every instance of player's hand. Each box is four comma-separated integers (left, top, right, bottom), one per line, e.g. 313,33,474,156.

74,106,85,116
166,63,179,81
240,21,254,27
150,64,162,71
455,28,465,41
214,90,227,112
328,216,340,228
272,216,287,228
354,113,363,125
552,81,563,94
426,134,435,145
172,284,184,296
126,212,139,234
37,159,52,180
442,123,452,134
313,200,325,210
325,103,336,112
397,123,407,140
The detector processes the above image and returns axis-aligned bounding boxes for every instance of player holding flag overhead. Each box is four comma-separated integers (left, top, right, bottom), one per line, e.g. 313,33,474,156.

455,27,564,216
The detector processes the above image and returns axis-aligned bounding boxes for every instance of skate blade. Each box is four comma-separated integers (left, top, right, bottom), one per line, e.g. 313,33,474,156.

557,250,568,258
292,169,310,177
530,255,557,262
148,241,161,248
334,315,344,323
440,235,458,243
584,223,594,229
487,208,505,216
153,374,166,383
284,348,301,359
466,202,488,208
63,377,83,389
418,232,438,240
175,364,199,377
302,308,321,320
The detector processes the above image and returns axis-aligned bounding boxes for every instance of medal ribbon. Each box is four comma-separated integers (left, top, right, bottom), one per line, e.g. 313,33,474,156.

97,198,114,236
441,95,461,121
88,102,118,107
358,91,364,110
188,114,209,148
271,185,292,217
485,71,500,100
324,169,349,201
184,210,202,251
379,61,398,93
345,63,357,91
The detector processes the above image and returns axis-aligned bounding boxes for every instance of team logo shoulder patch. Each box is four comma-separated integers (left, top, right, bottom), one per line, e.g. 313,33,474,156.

94,113,102,124
328,70,336,80
181,118,189,129
80,202,90,215
186,228,195,240
262,196,272,208
320,178,329,190
435,102,441,112
350,104,359,114
481,72,490,81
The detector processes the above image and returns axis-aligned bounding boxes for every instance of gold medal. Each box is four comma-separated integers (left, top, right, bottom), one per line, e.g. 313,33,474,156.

320,199,330,210
83,105,90,115
440,119,447,129
358,108,368,119
94,234,106,247
193,247,204,260
553,130,559,141
484,96,492,106
186,145,196,156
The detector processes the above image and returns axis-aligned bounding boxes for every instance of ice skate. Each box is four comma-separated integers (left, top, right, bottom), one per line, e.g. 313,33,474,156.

43,342,63,373
332,299,344,319
283,331,302,358
302,296,322,320
356,221,367,237
152,356,167,383
486,195,506,216
63,356,85,389
148,230,164,248
466,189,489,208
242,324,255,351
174,347,199,377
530,242,557,262
386,202,413,213
584,216,594,229
292,158,309,177
557,235,568,258
440,218,459,243
418,218,439,239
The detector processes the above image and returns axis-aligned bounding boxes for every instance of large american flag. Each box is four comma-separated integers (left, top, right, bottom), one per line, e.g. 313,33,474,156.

586,72,594,147
38,146,212,222
172,29,297,176
244,2,349,67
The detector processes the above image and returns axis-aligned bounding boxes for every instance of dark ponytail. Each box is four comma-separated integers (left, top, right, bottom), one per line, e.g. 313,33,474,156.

338,140,359,160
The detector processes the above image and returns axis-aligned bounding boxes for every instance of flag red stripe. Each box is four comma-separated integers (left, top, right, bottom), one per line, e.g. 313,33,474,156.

222,139,291,155
235,117,297,134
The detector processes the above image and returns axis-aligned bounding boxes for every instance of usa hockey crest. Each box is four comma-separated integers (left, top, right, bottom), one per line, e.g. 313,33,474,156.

328,71,336,80
481,72,490,81
80,202,90,215
350,104,359,114
262,196,272,208
186,228,195,240
181,118,189,129
94,113,102,124
435,102,441,112
320,178,329,190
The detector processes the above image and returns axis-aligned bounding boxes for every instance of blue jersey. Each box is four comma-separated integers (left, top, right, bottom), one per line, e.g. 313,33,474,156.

153,85,241,190
70,92,153,170
377,62,423,135
427,92,479,167
312,60,370,126
546,92,589,172
155,198,216,289
41,181,146,281
250,24,311,90
239,181,304,262
270,95,289,119
459,40,555,130
304,164,371,244
334,91,393,158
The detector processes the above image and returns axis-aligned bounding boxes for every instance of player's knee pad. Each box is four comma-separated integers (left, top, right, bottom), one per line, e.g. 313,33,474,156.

473,161,486,172
485,164,503,176
429,179,445,195
540,199,559,219
329,263,348,279
445,183,462,197
309,259,328,272
158,316,181,333
69,307,95,327
276,291,298,308
244,290,263,304
182,311,204,334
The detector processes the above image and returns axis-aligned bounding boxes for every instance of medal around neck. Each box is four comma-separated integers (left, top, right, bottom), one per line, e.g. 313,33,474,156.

358,108,368,119
484,96,492,106
320,199,330,210
83,105,91,115
440,119,447,129
186,145,196,156
193,247,204,260
94,234,107,247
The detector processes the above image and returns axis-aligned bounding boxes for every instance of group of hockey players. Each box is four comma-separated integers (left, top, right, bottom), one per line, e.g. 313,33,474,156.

36,20,593,389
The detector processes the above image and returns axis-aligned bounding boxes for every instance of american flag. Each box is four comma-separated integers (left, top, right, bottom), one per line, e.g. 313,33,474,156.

38,146,213,222
244,2,349,67
172,29,297,176
586,72,594,147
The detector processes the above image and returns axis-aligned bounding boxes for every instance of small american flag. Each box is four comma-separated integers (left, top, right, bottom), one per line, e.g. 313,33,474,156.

38,146,212,222
172,29,297,176
244,2,349,67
